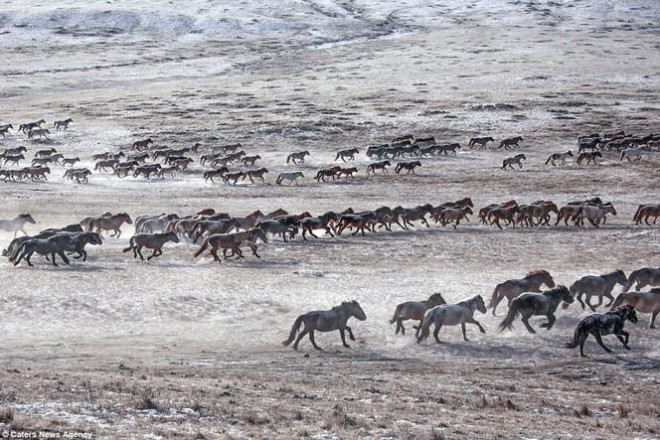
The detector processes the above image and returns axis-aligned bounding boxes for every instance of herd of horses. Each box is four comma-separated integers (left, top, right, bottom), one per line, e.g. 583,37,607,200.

0,194,656,268
284,267,660,356
1,125,659,186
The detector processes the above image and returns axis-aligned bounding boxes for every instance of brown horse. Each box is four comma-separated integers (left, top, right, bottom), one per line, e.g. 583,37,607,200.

390,292,446,336
611,289,660,328
633,204,660,225
89,213,133,238
489,270,556,316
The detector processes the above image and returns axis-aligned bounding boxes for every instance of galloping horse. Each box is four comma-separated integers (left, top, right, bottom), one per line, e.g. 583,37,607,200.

566,305,638,356
89,213,133,238
501,153,526,170
569,270,627,311
623,267,660,292
611,289,660,328
418,295,487,343
390,292,446,336
282,301,367,351
489,270,555,316
123,231,179,260
500,286,573,333
0,214,36,238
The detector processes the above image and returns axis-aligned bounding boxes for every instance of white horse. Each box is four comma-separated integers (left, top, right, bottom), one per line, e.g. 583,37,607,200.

418,295,487,343
620,147,646,162
575,204,616,227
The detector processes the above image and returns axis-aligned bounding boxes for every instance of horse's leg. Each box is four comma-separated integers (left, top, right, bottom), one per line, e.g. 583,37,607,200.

147,248,158,261
339,328,350,348
211,247,221,263
395,319,403,335
521,314,536,334
433,323,443,343
345,326,355,341
579,333,589,357
461,322,469,342
651,311,658,329
593,294,604,311
292,328,310,351
491,294,503,317
309,330,322,351
466,317,486,333
136,246,145,261
540,313,556,330
593,332,612,353
309,229,319,239
616,330,630,349
603,292,615,308
51,252,59,266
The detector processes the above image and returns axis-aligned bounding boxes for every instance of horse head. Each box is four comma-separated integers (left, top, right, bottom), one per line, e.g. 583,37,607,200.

168,231,180,243
427,292,446,307
616,305,638,324
614,270,627,285
552,285,573,304
345,300,366,321
20,214,36,224
120,213,133,224
473,295,487,314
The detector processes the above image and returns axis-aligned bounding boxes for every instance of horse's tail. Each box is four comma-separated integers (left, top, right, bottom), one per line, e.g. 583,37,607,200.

565,321,586,349
633,204,645,223
544,156,552,165
620,150,625,161
12,241,28,264
192,237,209,259
88,219,96,232
610,292,628,311
417,310,433,342
501,160,507,169
286,154,291,164
282,315,304,346
487,283,503,309
121,236,135,253
499,301,520,331
390,304,404,324
621,270,640,293
276,174,283,185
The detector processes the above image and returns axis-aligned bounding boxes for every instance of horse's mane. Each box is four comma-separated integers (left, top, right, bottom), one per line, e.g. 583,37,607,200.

526,270,550,278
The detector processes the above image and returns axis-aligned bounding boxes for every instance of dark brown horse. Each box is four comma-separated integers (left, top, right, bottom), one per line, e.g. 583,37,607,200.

489,270,556,316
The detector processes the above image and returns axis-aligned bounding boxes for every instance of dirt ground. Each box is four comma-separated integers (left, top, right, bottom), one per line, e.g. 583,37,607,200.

1,1,660,438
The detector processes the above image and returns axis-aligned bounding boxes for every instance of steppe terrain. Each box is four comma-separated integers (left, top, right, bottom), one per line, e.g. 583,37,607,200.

1,0,660,438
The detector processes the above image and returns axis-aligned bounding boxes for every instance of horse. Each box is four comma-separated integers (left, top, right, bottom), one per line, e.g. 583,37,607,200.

633,204,660,225
488,205,521,229
413,136,435,146
3,154,25,166
335,213,373,236
498,136,523,150
0,214,36,238
611,288,660,328
394,161,422,174
566,305,638,356
94,159,119,172
131,138,153,151
334,148,359,162
133,164,161,179
418,295,487,343
435,143,461,155
397,204,433,228
0,124,12,137
28,128,50,140
257,218,298,242
89,213,132,238
241,155,261,166
53,118,73,131
123,231,179,260
392,134,415,144
623,267,660,293
577,151,602,165
24,167,50,181
300,212,338,240
501,153,526,170
489,270,556,316
366,160,391,174
569,270,628,311
2,146,26,156
518,201,558,227
316,166,341,182
222,171,245,185
193,229,265,261
243,167,268,183
468,136,494,149
70,169,92,183
204,167,229,183
438,207,473,229
12,232,101,266
286,151,309,164
34,148,57,158
390,293,446,336
545,151,573,166
171,157,193,171
575,204,616,228
282,301,367,351
18,119,46,134
620,147,645,162
191,218,239,243
276,172,304,186
499,286,573,333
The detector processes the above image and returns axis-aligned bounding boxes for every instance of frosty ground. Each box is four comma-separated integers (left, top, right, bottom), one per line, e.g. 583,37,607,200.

1,0,660,438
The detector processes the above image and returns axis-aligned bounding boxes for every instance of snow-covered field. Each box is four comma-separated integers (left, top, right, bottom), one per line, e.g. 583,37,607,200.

1,1,660,438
